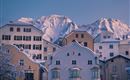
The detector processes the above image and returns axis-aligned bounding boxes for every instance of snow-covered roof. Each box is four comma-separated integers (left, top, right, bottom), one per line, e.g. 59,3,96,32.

52,40,96,57
1,44,46,64
101,39,120,43
0,22,43,34
42,39,61,48
64,30,93,39
106,54,130,62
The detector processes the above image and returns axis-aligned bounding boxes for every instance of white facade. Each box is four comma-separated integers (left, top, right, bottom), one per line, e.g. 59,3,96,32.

48,41,100,80
94,31,114,43
94,39,120,60
0,22,59,61
119,39,130,57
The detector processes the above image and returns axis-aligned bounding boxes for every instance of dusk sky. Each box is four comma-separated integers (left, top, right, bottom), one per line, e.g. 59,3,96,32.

0,0,129,26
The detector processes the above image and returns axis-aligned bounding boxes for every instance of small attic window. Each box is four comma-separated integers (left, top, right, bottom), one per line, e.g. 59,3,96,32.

78,53,81,56
67,53,69,56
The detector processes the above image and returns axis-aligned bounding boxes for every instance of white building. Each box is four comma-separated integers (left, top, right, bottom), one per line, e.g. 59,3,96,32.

48,41,100,80
94,39,120,60
0,22,59,61
119,39,130,57
94,31,114,43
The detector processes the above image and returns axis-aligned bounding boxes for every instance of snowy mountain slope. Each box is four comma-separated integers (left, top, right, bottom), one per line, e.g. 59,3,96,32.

18,15,78,42
79,18,130,39
18,16,130,42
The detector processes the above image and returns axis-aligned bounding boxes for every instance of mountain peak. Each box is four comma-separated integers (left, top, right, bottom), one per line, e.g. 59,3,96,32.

18,14,78,42
80,18,130,39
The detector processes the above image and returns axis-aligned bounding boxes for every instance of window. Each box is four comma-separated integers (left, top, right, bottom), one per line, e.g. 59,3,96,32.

10,27,13,32
91,68,99,79
33,36,41,41
56,60,60,65
81,34,84,38
24,44,31,49
84,42,87,47
72,40,75,42
23,28,31,32
20,59,24,66
25,72,34,80
75,34,78,38
53,47,56,52
99,46,102,49
36,54,42,59
51,69,60,79
44,56,47,60
88,60,92,65
67,53,69,56
109,44,113,49
103,36,106,39
44,47,47,52
17,28,20,32
78,53,81,56
108,36,110,38
2,35,11,40
33,44,42,50
112,65,116,72
72,60,76,65
69,68,80,78
111,59,114,62
110,52,114,57
23,36,31,41
14,35,22,40
125,51,129,55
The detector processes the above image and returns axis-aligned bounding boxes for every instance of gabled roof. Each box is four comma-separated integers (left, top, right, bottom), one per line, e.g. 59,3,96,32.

42,39,61,48
106,54,130,62
64,30,94,39
1,44,45,64
94,31,114,40
52,40,96,57
0,22,43,34
101,39,120,43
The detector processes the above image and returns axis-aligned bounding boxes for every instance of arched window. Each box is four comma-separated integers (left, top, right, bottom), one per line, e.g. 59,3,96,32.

51,68,60,79
69,67,81,79
91,67,100,79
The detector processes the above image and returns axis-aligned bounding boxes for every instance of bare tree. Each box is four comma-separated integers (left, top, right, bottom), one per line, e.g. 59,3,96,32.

0,46,16,80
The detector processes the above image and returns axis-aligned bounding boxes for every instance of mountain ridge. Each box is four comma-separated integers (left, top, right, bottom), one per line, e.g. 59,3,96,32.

17,15,130,41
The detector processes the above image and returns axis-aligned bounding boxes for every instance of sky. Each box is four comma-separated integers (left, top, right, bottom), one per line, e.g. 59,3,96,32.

0,0,129,26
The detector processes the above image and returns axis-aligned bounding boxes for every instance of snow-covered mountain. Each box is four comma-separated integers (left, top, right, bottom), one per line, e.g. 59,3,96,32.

79,18,130,39
18,15,78,42
18,15,130,42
